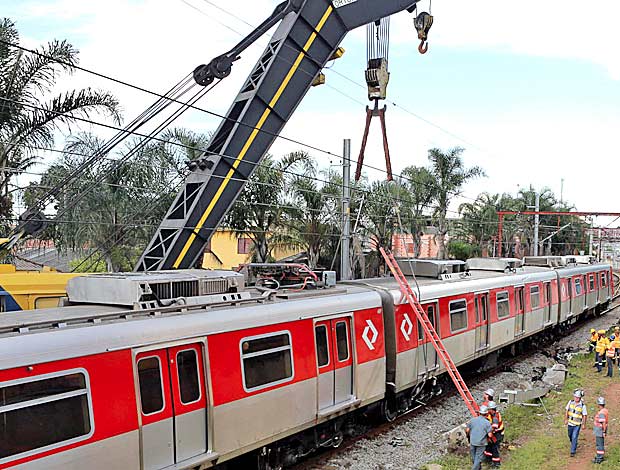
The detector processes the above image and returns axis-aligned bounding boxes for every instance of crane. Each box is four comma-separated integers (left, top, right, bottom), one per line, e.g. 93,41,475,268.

135,0,429,271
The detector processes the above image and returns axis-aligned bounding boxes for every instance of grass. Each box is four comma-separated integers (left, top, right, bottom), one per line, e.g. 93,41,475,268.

430,353,620,470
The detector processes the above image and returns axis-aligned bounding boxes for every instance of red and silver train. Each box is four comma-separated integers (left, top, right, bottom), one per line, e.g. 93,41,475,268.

0,258,613,470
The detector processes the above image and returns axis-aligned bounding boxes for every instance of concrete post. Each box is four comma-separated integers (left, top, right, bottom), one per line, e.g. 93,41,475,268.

341,139,351,280
533,192,540,256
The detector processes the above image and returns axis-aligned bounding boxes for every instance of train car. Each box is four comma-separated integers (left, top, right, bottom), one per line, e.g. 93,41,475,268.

0,262,612,470
0,264,81,312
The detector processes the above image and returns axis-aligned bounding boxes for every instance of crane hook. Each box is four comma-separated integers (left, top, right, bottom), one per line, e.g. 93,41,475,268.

414,11,433,55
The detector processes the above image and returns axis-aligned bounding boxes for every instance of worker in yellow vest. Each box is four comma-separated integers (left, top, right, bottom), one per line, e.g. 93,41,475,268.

590,329,599,353
595,331,610,373
565,390,588,457
605,335,618,377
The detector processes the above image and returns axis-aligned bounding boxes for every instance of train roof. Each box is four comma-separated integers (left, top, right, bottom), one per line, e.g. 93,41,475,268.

0,263,610,369
0,285,380,370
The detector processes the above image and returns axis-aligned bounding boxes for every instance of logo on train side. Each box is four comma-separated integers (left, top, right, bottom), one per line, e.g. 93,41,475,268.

362,319,378,350
400,314,413,341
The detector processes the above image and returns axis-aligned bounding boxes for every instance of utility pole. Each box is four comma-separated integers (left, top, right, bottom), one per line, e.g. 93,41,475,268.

533,191,540,256
560,178,564,206
589,219,594,256
341,139,351,280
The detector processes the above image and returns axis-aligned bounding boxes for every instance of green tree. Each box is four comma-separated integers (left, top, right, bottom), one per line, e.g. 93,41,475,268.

427,147,484,259
226,151,312,263
397,166,437,257
284,163,340,269
361,180,403,276
0,18,120,222
24,129,204,271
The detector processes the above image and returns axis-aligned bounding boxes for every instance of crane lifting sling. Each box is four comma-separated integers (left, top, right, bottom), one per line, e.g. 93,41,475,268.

380,247,479,417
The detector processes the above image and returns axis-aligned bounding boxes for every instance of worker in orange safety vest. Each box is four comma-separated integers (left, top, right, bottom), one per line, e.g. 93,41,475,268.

593,396,609,464
483,401,505,467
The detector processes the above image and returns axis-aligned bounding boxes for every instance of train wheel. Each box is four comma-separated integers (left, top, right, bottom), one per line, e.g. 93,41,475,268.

381,399,399,422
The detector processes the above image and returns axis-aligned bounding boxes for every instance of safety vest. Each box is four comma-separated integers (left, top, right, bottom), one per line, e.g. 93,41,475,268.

596,337,610,354
594,408,609,430
591,332,599,343
567,400,586,426
489,411,505,435
607,343,617,358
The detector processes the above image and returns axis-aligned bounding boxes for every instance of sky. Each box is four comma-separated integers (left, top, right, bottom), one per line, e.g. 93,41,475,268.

5,0,620,229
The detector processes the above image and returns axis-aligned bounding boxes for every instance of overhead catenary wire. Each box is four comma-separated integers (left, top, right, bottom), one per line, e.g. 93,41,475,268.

0,32,482,203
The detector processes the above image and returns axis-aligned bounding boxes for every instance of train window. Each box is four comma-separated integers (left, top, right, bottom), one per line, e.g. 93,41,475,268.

601,273,607,288
449,299,468,332
574,278,582,295
241,332,293,391
138,357,165,415
315,325,330,367
335,322,350,361
0,296,5,312
496,291,510,318
589,275,595,291
177,350,200,405
418,305,437,340
0,371,92,460
530,286,540,309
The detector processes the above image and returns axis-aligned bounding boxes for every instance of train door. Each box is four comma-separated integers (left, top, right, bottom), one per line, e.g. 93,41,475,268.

474,293,490,350
315,317,354,411
135,343,207,470
419,303,439,373
543,282,552,324
514,286,525,336
567,278,573,315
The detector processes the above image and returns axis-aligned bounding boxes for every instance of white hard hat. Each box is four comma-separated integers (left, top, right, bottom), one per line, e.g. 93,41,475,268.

479,405,489,415
598,397,606,406
488,401,497,410
485,388,495,397
574,390,583,398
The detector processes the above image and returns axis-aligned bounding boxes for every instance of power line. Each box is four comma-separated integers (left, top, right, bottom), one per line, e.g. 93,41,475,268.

0,37,481,203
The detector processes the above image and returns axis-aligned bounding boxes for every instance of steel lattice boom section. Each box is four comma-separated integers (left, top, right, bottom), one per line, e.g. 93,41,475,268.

380,247,479,417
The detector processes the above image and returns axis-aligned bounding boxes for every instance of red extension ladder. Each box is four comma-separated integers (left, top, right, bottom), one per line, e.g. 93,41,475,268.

379,247,479,417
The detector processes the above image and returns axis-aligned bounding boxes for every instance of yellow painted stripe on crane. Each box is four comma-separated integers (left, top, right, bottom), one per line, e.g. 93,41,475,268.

173,5,334,268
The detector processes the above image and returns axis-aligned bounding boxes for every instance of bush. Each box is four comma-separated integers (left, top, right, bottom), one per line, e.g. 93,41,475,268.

448,240,479,261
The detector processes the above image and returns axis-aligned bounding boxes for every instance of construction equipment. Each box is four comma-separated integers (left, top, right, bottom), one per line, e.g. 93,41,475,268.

3,1,428,274
136,0,426,271
380,246,479,416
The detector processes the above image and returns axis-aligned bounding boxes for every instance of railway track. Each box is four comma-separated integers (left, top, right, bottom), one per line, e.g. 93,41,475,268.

292,297,620,470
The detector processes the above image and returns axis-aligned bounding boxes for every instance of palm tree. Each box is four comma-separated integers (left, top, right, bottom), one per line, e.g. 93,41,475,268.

398,166,437,257
428,147,484,259
0,18,121,221
226,151,312,263
24,128,207,271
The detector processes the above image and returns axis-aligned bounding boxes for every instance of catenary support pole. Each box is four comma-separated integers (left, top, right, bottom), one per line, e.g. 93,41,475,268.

341,139,351,280
533,191,540,256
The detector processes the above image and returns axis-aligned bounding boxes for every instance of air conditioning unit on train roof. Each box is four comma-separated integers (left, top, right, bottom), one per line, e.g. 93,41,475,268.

395,258,468,279
466,257,523,272
522,256,563,268
66,269,245,307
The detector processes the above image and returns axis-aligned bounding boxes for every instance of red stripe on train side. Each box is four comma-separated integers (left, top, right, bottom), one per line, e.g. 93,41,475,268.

0,350,138,469
208,319,316,406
